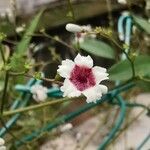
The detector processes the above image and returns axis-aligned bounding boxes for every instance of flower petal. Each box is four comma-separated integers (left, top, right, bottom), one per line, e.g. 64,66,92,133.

60,79,81,97
92,66,109,84
74,53,93,68
82,84,108,103
57,59,75,78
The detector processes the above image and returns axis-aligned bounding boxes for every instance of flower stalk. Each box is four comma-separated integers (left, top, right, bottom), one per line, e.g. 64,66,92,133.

2,97,81,117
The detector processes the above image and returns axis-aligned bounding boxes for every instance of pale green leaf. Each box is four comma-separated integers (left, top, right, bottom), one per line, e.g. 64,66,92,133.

132,15,150,34
16,10,43,54
80,38,115,59
108,55,150,81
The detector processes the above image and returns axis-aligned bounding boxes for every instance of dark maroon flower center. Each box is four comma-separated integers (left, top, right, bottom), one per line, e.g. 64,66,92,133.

69,65,96,91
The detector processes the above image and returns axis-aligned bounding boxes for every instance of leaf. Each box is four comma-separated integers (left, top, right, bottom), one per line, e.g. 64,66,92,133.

108,55,150,81
9,54,26,72
80,38,115,59
16,10,43,54
132,15,150,34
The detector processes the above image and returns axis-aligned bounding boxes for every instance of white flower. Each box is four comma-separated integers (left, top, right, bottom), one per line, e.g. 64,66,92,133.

117,0,127,4
57,54,109,103
0,138,6,150
31,84,48,102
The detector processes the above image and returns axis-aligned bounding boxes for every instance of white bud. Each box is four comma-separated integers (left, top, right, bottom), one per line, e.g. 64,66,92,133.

31,85,48,102
0,138,5,146
60,123,73,132
117,0,127,4
66,23,82,33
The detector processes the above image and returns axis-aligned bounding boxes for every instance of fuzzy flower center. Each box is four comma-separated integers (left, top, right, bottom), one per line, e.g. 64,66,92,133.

70,65,96,91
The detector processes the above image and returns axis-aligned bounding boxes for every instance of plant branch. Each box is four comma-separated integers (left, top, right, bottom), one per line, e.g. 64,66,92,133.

29,33,76,52
89,31,136,78
3,97,81,117
9,72,63,85
101,33,135,78
67,0,76,21
1,72,9,114
0,44,6,64
24,73,63,86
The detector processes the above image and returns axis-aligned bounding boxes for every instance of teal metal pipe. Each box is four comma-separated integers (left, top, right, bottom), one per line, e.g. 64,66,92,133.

97,95,126,150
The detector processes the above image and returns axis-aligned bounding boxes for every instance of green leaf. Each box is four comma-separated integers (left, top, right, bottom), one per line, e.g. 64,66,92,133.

108,55,150,81
16,10,43,54
132,15,150,34
9,54,26,72
80,38,115,59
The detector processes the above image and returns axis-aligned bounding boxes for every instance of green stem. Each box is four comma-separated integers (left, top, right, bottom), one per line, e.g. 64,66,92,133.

9,72,63,85
0,44,6,64
103,34,135,78
3,97,81,117
91,31,136,78
29,32,75,51
25,73,63,86
1,71,9,114
139,77,150,82
105,0,114,28
67,0,76,22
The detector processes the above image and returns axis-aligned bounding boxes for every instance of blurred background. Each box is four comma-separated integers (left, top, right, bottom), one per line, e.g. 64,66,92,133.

0,0,150,150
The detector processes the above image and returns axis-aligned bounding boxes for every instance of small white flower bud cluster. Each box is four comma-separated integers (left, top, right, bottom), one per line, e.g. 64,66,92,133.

59,123,73,132
0,138,6,150
31,84,48,102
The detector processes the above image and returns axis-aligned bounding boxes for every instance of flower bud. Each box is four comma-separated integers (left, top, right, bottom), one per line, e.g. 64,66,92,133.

66,23,82,33
31,84,48,102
